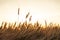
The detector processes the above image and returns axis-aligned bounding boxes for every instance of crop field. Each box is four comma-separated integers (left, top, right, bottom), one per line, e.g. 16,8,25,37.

0,22,60,40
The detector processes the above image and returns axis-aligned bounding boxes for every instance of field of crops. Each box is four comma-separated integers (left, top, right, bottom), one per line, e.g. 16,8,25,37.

0,22,60,40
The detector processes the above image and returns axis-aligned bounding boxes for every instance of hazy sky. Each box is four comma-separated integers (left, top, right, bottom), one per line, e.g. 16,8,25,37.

0,0,60,24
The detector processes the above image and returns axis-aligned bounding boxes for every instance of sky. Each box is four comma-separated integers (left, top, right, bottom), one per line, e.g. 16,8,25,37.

0,0,60,25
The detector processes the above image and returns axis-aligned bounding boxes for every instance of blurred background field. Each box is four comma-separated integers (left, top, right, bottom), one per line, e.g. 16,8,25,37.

0,21,60,40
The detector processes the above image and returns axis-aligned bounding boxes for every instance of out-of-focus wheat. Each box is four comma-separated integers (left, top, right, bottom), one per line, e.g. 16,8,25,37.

0,21,60,40
26,12,30,19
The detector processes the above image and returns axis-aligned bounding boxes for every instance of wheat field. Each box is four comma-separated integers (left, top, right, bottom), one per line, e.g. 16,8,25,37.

0,21,60,40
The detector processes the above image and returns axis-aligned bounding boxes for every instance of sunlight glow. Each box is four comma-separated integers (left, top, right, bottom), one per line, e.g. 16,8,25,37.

0,0,60,26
